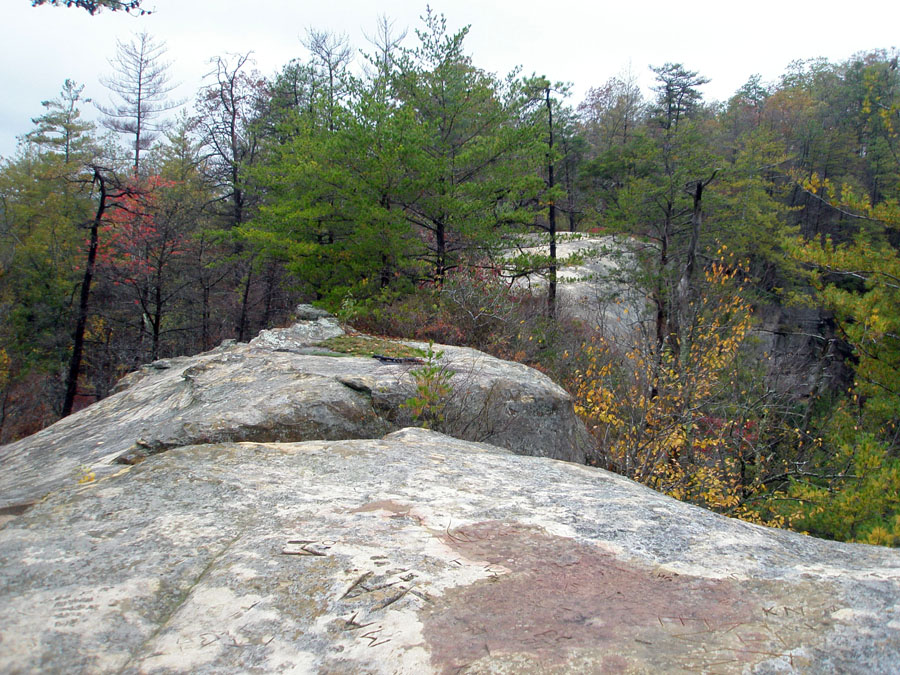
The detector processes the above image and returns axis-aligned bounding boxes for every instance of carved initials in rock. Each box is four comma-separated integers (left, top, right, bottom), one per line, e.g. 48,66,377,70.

280,539,335,556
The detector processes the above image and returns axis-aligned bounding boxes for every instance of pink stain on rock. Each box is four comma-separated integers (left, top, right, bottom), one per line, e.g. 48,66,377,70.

420,521,770,673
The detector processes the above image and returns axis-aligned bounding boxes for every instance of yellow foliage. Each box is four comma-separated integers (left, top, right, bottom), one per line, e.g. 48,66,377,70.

0,348,9,390
575,257,758,515
865,526,896,547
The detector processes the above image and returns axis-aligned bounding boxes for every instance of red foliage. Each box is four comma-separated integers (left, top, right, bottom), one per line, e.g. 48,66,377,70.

694,415,759,453
98,175,186,286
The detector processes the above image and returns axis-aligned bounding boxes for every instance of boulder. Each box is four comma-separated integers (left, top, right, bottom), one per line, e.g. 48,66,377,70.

1,429,898,673
0,310,590,510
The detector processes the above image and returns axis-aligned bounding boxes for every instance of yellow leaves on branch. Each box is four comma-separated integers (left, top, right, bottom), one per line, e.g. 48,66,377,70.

790,184,900,426
574,255,755,514
0,348,9,390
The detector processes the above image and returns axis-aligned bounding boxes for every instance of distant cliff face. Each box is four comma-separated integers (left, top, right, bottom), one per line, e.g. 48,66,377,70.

1,310,899,673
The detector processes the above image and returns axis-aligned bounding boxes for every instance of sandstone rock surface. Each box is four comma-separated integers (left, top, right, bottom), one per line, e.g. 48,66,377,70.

509,235,648,332
1,428,899,673
0,310,589,510
2,308,898,673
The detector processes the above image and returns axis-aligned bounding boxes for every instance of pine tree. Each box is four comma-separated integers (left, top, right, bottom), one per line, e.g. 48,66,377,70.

97,32,180,175
30,0,146,15
25,79,96,163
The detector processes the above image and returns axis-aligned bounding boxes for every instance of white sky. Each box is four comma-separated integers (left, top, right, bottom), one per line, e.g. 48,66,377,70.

2,0,898,159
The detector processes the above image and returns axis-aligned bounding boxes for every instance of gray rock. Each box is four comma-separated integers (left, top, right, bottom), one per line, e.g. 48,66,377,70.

0,429,898,673
249,310,344,349
292,303,335,321
508,234,649,334
0,318,590,509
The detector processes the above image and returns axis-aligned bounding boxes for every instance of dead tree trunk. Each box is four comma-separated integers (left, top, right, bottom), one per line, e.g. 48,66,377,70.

62,168,110,417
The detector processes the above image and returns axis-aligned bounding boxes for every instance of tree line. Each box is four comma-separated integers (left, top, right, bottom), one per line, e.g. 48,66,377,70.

3,9,900,544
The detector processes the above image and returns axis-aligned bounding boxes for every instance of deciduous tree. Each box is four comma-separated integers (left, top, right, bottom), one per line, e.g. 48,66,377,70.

62,164,135,416
575,256,754,512
195,53,268,340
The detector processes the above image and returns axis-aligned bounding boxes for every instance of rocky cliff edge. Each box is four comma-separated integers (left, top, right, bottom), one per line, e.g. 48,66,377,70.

0,310,898,673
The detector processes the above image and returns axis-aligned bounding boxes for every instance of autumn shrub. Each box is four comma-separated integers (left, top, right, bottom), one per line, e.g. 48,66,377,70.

437,266,527,352
348,285,462,343
347,264,592,387
351,266,529,348
573,258,760,513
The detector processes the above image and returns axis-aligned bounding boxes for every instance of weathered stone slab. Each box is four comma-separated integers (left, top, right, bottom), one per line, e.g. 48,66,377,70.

0,429,897,673
509,234,649,332
0,316,590,509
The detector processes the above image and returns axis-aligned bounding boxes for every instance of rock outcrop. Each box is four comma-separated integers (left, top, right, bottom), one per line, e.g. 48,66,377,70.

0,309,590,510
1,429,899,673
1,309,899,673
510,234,648,332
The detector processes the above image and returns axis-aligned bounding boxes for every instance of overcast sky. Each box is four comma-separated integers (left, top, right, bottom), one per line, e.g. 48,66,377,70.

2,0,898,159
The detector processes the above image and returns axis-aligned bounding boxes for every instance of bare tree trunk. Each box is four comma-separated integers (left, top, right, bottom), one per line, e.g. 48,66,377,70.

201,284,211,349
62,168,108,417
678,180,703,310
676,171,717,359
654,220,670,354
260,260,283,329
237,259,254,342
546,86,557,318
650,217,671,401
150,280,163,361
0,385,10,443
435,221,446,286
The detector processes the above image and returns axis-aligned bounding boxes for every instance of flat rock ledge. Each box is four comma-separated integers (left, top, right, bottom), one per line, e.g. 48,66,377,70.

1,429,898,673
0,311,590,510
